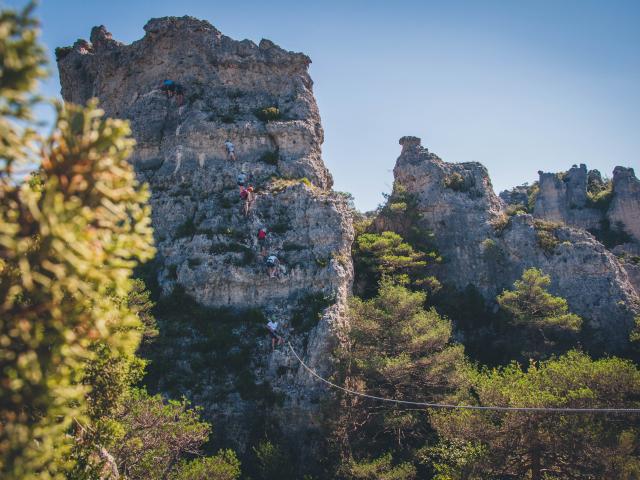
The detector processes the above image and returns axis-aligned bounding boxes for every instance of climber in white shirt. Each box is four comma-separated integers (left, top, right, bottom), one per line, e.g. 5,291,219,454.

266,319,284,351
224,139,236,161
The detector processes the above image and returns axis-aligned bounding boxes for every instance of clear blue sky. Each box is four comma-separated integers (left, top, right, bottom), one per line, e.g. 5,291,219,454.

7,0,640,211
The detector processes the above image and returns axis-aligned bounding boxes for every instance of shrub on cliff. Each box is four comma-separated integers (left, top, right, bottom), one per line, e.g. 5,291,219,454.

497,268,582,360
352,231,440,298
255,106,281,121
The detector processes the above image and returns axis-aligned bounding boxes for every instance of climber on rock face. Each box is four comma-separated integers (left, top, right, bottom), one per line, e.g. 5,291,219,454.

266,254,280,278
160,79,185,106
266,318,284,351
174,83,185,106
243,186,255,217
257,227,268,256
161,79,176,97
237,172,247,191
225,139,236,161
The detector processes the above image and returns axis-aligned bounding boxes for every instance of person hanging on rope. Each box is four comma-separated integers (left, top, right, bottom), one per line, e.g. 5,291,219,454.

266,318,285,351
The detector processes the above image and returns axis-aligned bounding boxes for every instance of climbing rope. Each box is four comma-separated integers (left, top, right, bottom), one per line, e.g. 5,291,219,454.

287,341,640,414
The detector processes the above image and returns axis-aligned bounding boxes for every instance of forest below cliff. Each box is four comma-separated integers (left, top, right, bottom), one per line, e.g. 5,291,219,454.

2,5,640,480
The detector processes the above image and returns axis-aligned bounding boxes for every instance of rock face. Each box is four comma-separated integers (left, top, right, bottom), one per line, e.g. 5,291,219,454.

386,137,639,351
502,164,640,247
501,163,640,293
609,167,640,243
57,16,353,464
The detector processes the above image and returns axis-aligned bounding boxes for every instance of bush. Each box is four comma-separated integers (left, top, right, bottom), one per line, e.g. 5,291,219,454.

255,106,281,122
443,172,470,192
170,450,241,480
534,220,562,253
54,45,73,60
260,150,279,165
527,182,540,212
505,203,527,216
490,213,510,233
586,180,613,211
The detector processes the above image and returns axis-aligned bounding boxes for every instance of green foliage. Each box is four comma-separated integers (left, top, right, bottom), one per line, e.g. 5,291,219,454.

430,351,640,480
586,179,613,211
343,452,416,480
505,203,527,216
527,182,540,212
331,281,466,470
630,316,640,344
170,450,241,480
255,106,281,121
489,213,510,233
443,172,470,192
480,238,503,262
0,2,47,175
259,150,279,165
0,10,155,474
291,291,335,332
252,440,295,480
378,182,437,254
497,268,582,360
533,219,562,253
352,231,439,298
418,439,489,480
106,389,213,480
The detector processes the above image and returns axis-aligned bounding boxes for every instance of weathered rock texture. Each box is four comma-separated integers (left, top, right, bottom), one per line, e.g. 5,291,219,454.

384,137,639,351
57,16,353,463
501,163,640,293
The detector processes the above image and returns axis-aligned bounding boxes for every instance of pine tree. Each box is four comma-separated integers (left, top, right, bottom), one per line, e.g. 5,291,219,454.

428,351,640,479
497,268,582,360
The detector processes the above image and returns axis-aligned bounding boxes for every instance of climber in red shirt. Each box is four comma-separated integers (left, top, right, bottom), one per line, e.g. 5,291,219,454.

257,227,268,256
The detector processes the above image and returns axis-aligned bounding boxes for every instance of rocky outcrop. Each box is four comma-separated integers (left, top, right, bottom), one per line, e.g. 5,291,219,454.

502,164,640,247
609,166,640,243
386,137,639,351
57,16,353,463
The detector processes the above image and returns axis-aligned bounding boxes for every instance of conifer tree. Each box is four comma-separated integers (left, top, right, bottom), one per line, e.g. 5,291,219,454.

0,4,155,477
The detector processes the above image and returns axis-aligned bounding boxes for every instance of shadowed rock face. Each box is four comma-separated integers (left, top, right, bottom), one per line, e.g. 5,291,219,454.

387,137,639,352
57,16,353,463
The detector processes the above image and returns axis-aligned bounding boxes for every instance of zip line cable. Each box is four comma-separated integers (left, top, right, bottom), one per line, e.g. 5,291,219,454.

287,341,640,414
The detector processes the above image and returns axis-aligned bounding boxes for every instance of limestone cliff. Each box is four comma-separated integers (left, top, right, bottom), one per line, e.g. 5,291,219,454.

57,16,353,462
501,163,640,293
383,137,639,351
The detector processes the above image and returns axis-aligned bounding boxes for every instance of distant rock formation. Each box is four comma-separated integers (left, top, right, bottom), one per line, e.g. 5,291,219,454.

501,162,640,293
383,137,639,351
57,16,353,462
